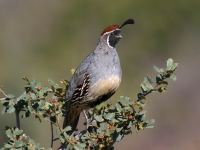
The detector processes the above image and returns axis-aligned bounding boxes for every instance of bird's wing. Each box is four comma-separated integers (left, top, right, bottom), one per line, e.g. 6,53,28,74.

70,73,90,103
66,53,93,103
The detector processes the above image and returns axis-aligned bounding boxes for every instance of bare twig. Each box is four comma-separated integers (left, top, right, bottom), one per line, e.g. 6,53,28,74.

53,138,59,141
83,110,90,129
0,88,21,129
0,87,8,97
50,122,54,148
51,108,67,149
15,110,20,129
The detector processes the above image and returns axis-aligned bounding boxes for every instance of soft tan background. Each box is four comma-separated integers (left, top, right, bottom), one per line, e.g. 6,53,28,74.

0,0,200,149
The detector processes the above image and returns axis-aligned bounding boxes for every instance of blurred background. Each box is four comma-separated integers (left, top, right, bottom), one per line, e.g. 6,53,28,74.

0,0,200,149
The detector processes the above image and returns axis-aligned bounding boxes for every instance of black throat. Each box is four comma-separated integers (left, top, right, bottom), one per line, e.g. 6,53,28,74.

108,35,120,47
108,30,121,48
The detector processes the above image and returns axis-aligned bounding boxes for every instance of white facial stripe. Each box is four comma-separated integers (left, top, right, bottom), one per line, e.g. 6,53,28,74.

103,29,121,48
107,35,114,49
103,30,114,35
103,29,120,35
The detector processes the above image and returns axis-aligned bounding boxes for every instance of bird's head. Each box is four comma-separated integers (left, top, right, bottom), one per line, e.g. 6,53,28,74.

100,18,134,48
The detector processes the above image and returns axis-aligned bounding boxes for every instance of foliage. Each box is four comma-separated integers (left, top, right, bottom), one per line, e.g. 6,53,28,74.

0,58,178,150
0,127,46,150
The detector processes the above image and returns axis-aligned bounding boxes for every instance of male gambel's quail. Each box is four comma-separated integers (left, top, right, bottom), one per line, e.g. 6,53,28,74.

63,19,134,130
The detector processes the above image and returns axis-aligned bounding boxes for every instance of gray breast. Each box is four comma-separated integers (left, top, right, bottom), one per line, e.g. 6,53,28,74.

66,46,122,102
86,47,122,99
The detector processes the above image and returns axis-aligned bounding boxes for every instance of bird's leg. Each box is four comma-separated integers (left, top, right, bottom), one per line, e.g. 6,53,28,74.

83,110,91,129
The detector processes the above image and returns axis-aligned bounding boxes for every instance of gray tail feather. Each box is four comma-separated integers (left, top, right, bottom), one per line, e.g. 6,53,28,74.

62,109,81,131
60,111,80,149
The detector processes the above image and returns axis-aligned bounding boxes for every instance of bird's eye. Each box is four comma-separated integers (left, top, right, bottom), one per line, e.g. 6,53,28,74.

112,30,120,35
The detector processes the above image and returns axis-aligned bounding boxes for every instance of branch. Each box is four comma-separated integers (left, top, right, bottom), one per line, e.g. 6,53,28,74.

0,58,178,150
0,88,21,129
0,87,8,97
15,110,21,129
50,122,54,148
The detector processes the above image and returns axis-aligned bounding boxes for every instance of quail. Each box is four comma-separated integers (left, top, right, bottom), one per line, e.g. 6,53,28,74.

63,19,134,130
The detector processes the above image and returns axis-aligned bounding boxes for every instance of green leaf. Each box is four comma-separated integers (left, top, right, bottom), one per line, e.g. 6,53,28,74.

166,58,178,71
116,134,123,142
145,119,155,128
30,93,37,100
104,113,115,120
153,66,164,73
7,94,15,99
7,106,15,113
59,135,65,144
166,58,173,70
48,79,56,86
73,143,86,150
143,77,154,91
115,103,123,112
63,126,72,132
48,79,60,89
5,128,13,139
94,114,104,122
119,96,131,106
116,127,123,132
2,107,7,114
170,74,177,81
4,143,13,148
14,128,23,136
141,83,148,92
15,141,24,148
171,63,178,71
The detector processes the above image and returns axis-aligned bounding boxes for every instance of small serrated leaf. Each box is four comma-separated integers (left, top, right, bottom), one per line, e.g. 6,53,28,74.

14,128,23,136
7,94,15,99
15,141,24,148
153,66,164,73
94,115,104,122
73,143,86,149
70,68,75,75
143,77,154,90
170,63,178,71
104,113,115,120
170,74,177,81
4,143,13,148
7,106,15,113
30,93,37,100
63,126,72,132
119,96,131,106
153,65,160,73
5,128,13,139
116,134,124,142
167,58,173,69
116,127,123,132
115,103,123,112
59,135,66,144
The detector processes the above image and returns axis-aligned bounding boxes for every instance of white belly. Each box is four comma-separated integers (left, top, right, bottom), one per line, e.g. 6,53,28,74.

90,75,121,97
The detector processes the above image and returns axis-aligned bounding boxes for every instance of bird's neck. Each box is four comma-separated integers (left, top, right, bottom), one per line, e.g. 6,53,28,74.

95,39,117,54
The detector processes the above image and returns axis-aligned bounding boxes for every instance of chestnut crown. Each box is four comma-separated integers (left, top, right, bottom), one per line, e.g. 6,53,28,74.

100,19,134,48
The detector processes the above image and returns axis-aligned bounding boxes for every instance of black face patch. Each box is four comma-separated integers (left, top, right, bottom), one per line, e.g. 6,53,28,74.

108,30,122,48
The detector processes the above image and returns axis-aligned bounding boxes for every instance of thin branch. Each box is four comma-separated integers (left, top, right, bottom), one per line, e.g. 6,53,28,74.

50,122,54,148
57,117,66,150
51,108,66,149
83,110,90,129
53,138,59,141
0,87,8,97
15,110,20,129
0,87,21,129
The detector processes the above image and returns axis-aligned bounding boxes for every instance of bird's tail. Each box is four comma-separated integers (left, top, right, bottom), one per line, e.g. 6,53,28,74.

63,108,81,131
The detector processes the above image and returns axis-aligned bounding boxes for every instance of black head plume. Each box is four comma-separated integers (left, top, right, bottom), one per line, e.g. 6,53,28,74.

120,18,135,29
